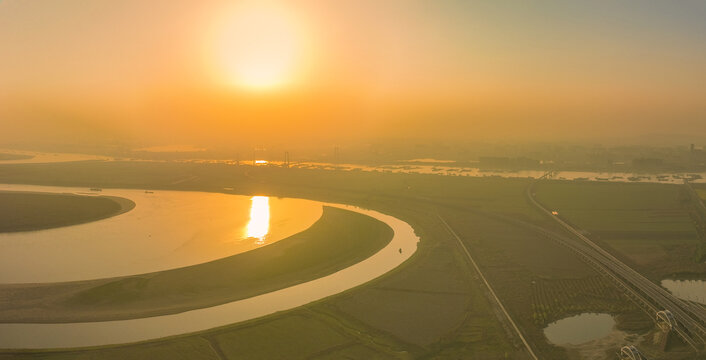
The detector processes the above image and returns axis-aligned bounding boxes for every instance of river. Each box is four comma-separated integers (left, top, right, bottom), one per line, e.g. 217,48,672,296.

0,186,419,349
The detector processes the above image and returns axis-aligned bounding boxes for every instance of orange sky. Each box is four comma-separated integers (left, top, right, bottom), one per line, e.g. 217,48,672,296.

2,0,706,148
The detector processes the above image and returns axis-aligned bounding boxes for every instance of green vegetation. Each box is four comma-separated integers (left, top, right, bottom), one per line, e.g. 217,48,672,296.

534,181,705,277
697,188,706,201
535,181,694,234
0,337,220,360
0,192,134,233
211,315,351,359
0,309,396,360
529,277,640,327
0,207,392,322
439,206,648,359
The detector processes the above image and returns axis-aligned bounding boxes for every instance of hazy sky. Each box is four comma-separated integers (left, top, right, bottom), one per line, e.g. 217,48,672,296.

2,0,706,149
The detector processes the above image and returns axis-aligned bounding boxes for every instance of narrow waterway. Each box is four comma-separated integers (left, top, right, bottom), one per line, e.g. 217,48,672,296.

0,196,419,349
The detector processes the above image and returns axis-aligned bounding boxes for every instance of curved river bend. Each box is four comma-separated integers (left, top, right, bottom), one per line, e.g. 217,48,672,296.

0,186,419,349
0,184,323,283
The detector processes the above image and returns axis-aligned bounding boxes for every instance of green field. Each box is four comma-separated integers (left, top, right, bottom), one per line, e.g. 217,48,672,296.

697,188,706,201
534,181,703,275
0,192,134,233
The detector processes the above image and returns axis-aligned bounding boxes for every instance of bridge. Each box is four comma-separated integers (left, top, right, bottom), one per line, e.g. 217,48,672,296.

538,170,556,180
657,310,677,331
619,345,646,360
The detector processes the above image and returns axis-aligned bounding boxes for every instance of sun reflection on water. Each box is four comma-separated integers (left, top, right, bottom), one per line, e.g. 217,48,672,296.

246,196,270,244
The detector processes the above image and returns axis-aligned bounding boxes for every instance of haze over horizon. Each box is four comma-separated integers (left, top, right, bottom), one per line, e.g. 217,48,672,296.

5,3,706,358
2,0,706,150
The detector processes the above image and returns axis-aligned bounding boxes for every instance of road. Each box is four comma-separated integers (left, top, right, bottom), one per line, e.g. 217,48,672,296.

527,181,706,352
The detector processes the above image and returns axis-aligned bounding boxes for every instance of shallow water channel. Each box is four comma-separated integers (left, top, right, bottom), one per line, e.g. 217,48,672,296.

544,313,616,345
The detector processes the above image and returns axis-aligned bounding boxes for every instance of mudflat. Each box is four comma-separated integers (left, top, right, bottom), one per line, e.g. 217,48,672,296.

0,191,135,233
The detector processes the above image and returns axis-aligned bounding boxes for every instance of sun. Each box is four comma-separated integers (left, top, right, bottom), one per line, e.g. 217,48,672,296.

216,3,302,90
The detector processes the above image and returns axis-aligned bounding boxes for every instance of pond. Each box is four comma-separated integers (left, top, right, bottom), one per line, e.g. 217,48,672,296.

662,279,706,304
544,313,616,345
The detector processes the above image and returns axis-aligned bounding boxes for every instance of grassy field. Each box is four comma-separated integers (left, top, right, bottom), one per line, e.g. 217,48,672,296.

534,181,705,276
697,188,706,201
0,191,134,233
1,161,696,359
0,206,392,323
439,206,651,359
0,309,398,360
